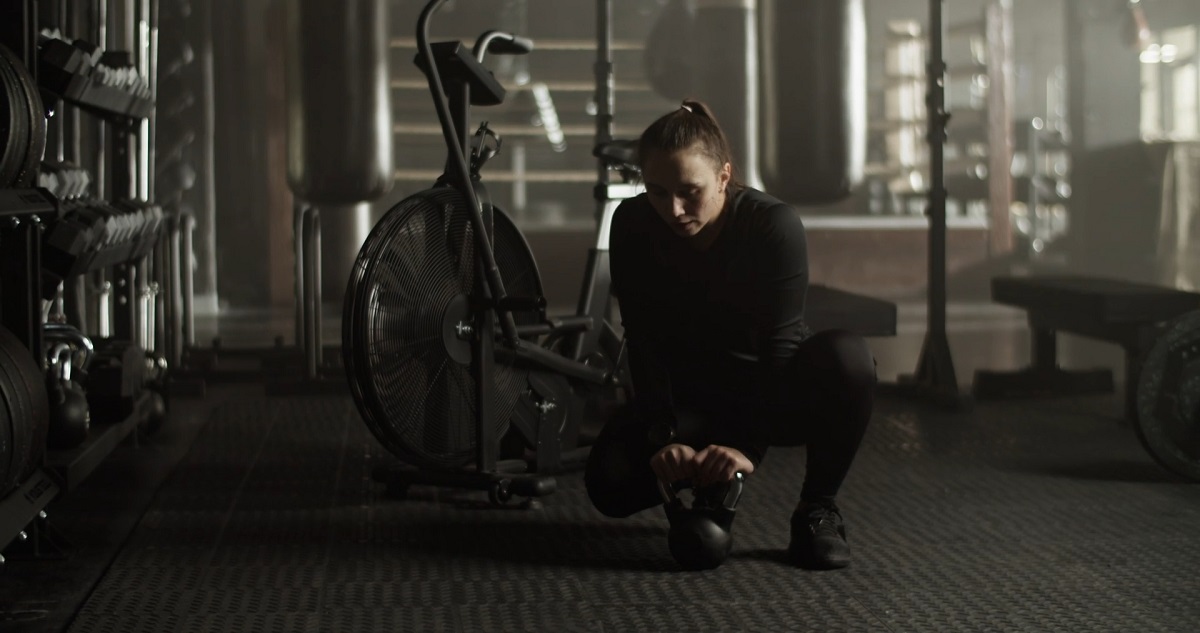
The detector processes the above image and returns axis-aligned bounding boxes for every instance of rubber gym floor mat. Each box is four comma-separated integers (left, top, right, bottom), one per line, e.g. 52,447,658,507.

0,386,223,633
63,386,1200,632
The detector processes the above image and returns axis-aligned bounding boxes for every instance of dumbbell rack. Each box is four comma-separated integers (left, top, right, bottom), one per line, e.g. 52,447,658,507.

0,0,168,561
0,190,63,562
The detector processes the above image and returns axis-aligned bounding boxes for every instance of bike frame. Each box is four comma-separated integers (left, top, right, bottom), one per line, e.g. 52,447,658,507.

364,0,631,500
417,0,617,387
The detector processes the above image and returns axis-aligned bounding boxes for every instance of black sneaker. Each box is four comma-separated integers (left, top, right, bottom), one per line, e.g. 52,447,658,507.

789,501,851,570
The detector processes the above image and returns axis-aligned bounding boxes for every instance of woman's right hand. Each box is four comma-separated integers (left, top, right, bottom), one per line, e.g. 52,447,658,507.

650,443,697,486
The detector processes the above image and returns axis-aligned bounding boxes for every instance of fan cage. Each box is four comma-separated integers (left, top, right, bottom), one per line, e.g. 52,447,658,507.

343,186,543,469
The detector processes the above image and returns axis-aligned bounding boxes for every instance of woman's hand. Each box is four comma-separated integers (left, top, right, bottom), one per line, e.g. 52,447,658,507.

692,445,754,488
650,443,753,489
650,443,697,486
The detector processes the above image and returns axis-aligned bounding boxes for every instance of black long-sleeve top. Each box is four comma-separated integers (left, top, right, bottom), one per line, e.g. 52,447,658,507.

609,187,813,466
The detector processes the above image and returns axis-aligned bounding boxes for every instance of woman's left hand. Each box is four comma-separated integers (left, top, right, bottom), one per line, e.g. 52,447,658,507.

691,445,754,488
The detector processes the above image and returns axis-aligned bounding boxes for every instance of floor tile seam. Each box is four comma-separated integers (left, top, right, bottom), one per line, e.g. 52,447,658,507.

68,597,1195,625
313,413,355,618
57,391,249,631
157,399,284,591
843,594,901,633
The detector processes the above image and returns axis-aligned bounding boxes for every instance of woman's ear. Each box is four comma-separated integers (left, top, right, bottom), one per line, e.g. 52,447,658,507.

719,162,732,188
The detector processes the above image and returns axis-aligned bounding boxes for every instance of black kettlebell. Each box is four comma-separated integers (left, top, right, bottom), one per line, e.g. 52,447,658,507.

46,344,90,449
142,388,168,436
141,353,169,435
660,472,745,571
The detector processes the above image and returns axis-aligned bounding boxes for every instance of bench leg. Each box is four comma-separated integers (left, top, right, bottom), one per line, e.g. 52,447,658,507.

1124,352,1140,426
1123,326,1161,427
1032,327,1057,370
973,326,1115,400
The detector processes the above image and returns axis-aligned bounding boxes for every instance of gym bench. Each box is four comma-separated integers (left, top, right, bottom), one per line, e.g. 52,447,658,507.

805,284,897,338
973,276,1200,421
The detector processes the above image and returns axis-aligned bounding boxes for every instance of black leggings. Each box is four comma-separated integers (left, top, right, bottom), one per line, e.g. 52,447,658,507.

585,329,876,518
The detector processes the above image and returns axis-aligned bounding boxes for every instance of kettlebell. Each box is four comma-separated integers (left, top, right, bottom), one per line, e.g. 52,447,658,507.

46,343,91,449
141,352,169,435
142,388,167,436
660,472,745,571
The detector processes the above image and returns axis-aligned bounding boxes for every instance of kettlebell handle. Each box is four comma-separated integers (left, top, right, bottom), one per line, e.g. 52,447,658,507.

47,342,75,381
43,323,95,372
657,472,745,510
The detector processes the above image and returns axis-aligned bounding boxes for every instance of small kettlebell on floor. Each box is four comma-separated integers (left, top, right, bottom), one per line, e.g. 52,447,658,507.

659,472,745,570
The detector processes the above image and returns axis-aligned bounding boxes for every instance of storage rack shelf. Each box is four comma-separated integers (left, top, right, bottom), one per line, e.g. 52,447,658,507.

0,0,168,560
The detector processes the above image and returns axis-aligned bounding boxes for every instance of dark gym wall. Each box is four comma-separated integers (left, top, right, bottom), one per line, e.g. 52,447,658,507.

1073,1,1142,149
864,0,1065,121
1067,0,1200,150
200,0,678,312
209,0,293,310
156,0,219,313
210,0,271,309
187,0,1199,311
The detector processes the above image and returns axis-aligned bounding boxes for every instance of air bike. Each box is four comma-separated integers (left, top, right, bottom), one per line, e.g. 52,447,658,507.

344,0,637,506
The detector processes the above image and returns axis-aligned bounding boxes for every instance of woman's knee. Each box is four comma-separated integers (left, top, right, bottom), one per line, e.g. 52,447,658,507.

584,447,650,518
585,476,637,518
806,329,877,390
585,469,653,518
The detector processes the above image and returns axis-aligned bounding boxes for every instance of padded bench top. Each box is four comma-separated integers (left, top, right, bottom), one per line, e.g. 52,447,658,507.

806,284,897,337
991,276,1200,324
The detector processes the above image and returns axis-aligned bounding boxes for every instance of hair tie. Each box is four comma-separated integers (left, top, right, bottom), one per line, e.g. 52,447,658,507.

679,103,693,113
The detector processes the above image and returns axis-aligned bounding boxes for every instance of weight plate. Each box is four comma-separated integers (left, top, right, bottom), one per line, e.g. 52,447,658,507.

0,42,23,187
1136,309,1200,481
0,348,21,494
0,326,50,489
0,43,44,188
0,329,34,493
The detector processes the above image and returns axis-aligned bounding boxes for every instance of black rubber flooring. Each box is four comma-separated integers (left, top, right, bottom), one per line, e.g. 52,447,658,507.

5,378,1198,632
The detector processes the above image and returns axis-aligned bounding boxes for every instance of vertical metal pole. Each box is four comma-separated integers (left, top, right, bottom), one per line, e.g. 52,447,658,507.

594,0,614,200
62,0,85,341
1064,0,1085,260
895,0,963,407
1028,119,1043,250
0,0,39,70
139,0,158,203
65,0,81,165
928,0,947,347
475,258,497,475
96,277,112,337
511,141,526,216
0,220,44,362
984,0,1013,256
310,210,322,376
166,214,181,366
48,1,67,164
446,82,471,168
139,0,160,354
193,0,217,316
95,0,108,200
302,206,322,378
1065,0,1086,154
181,212,195,347
294,201,306,348
112,262,138,342
109,0,139,344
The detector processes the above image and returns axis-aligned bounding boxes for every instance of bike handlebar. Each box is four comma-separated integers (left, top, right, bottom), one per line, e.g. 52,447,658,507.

473,30,535,62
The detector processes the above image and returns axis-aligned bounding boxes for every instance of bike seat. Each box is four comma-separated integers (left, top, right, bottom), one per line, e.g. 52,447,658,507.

593,139,640,171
